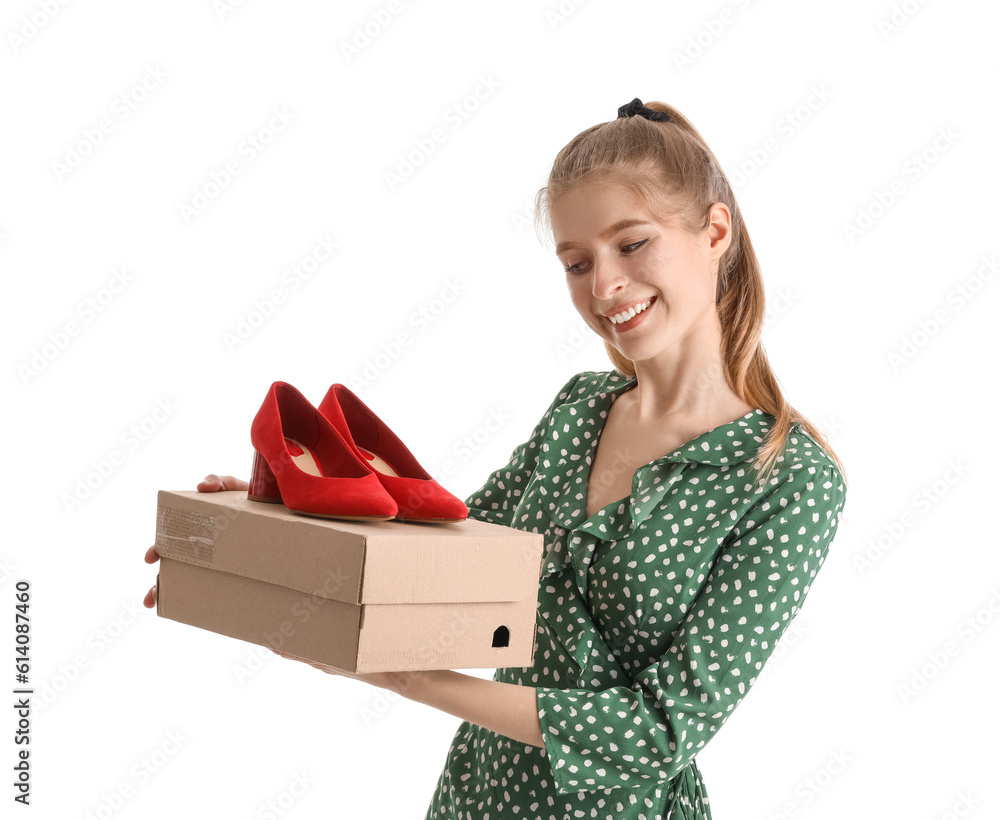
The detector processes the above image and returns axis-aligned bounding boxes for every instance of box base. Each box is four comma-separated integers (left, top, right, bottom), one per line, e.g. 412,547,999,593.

158,558,538,672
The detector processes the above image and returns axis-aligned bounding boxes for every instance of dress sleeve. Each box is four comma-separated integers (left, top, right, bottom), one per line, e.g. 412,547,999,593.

534,458,848,794
464,372,583,528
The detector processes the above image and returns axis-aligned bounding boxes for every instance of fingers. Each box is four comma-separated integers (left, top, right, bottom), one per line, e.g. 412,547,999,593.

143,543,159,609
225,474,250,491
196,474,224,492
197,474,250,493
275,651,359,679
144,544,159,609
275,651,307,663
276,651,331,673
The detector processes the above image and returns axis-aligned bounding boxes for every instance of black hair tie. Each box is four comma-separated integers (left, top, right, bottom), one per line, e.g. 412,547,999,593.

617,97,671,122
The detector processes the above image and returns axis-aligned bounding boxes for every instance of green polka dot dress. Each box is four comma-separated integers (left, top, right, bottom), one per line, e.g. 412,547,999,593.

423,370,848,820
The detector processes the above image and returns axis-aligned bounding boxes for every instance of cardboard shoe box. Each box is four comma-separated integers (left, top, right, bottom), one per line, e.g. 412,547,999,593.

154,490,544,672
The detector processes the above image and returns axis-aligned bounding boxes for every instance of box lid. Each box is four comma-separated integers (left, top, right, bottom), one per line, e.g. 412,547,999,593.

154,490,544,605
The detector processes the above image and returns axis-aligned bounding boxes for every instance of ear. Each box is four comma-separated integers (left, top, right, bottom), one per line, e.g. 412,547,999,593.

707,202,733,261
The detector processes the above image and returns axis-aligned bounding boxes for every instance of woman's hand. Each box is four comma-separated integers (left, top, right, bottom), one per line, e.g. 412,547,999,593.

142,545,160,609
142,473,250,609
273,651,404,692
196,474,249,494
271,658,545,747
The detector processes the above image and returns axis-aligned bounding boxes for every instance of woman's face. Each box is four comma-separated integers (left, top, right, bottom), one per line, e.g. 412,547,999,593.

550,181,731,369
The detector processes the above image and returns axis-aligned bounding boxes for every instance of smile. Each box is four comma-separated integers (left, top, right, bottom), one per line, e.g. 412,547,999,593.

604,298,654,325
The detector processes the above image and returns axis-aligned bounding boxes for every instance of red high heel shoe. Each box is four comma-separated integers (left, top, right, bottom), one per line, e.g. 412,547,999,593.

317,385,468,523
247,382,398,521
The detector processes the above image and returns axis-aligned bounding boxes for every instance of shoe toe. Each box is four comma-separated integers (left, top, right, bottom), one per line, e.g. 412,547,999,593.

377,475,468,521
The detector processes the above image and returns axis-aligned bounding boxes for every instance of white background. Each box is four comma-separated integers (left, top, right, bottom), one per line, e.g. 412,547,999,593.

3,0,999,818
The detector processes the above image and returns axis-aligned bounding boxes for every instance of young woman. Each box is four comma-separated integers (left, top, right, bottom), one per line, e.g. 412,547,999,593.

143,98,849,820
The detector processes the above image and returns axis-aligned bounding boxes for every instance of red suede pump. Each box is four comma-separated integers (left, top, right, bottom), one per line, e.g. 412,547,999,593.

317,384,469,523
247,381,398,521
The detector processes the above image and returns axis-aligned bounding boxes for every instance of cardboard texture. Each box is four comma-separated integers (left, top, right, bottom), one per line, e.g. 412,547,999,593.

154,490,544,672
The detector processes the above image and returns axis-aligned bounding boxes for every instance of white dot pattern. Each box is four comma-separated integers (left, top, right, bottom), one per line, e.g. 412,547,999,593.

424,371,848,820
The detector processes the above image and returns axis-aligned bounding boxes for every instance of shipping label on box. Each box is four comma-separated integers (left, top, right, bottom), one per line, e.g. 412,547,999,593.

154,490,544,672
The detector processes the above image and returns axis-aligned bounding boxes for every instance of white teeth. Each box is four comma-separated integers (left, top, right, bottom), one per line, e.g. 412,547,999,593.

608,299,651,325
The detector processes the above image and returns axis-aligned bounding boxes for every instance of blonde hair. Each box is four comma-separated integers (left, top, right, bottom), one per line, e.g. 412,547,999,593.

533,100,847,491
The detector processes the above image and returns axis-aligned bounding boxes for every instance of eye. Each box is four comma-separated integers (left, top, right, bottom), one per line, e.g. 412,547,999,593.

622,239,649,254
562,239,649,275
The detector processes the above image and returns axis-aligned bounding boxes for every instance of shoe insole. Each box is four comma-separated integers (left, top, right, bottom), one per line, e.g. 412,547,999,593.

357,447,400,478
285,438,323,477
287,438,401,479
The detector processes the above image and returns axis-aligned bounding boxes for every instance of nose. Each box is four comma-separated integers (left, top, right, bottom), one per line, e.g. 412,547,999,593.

591,256,627,301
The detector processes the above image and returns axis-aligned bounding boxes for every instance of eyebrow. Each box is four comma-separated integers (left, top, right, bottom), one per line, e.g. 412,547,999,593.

555,219,653,255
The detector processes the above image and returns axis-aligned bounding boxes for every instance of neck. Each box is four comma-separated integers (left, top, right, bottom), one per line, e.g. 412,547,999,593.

626,340,746,424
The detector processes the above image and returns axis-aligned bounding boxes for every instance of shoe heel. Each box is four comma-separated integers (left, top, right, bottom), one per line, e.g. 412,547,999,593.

247,449,282,503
